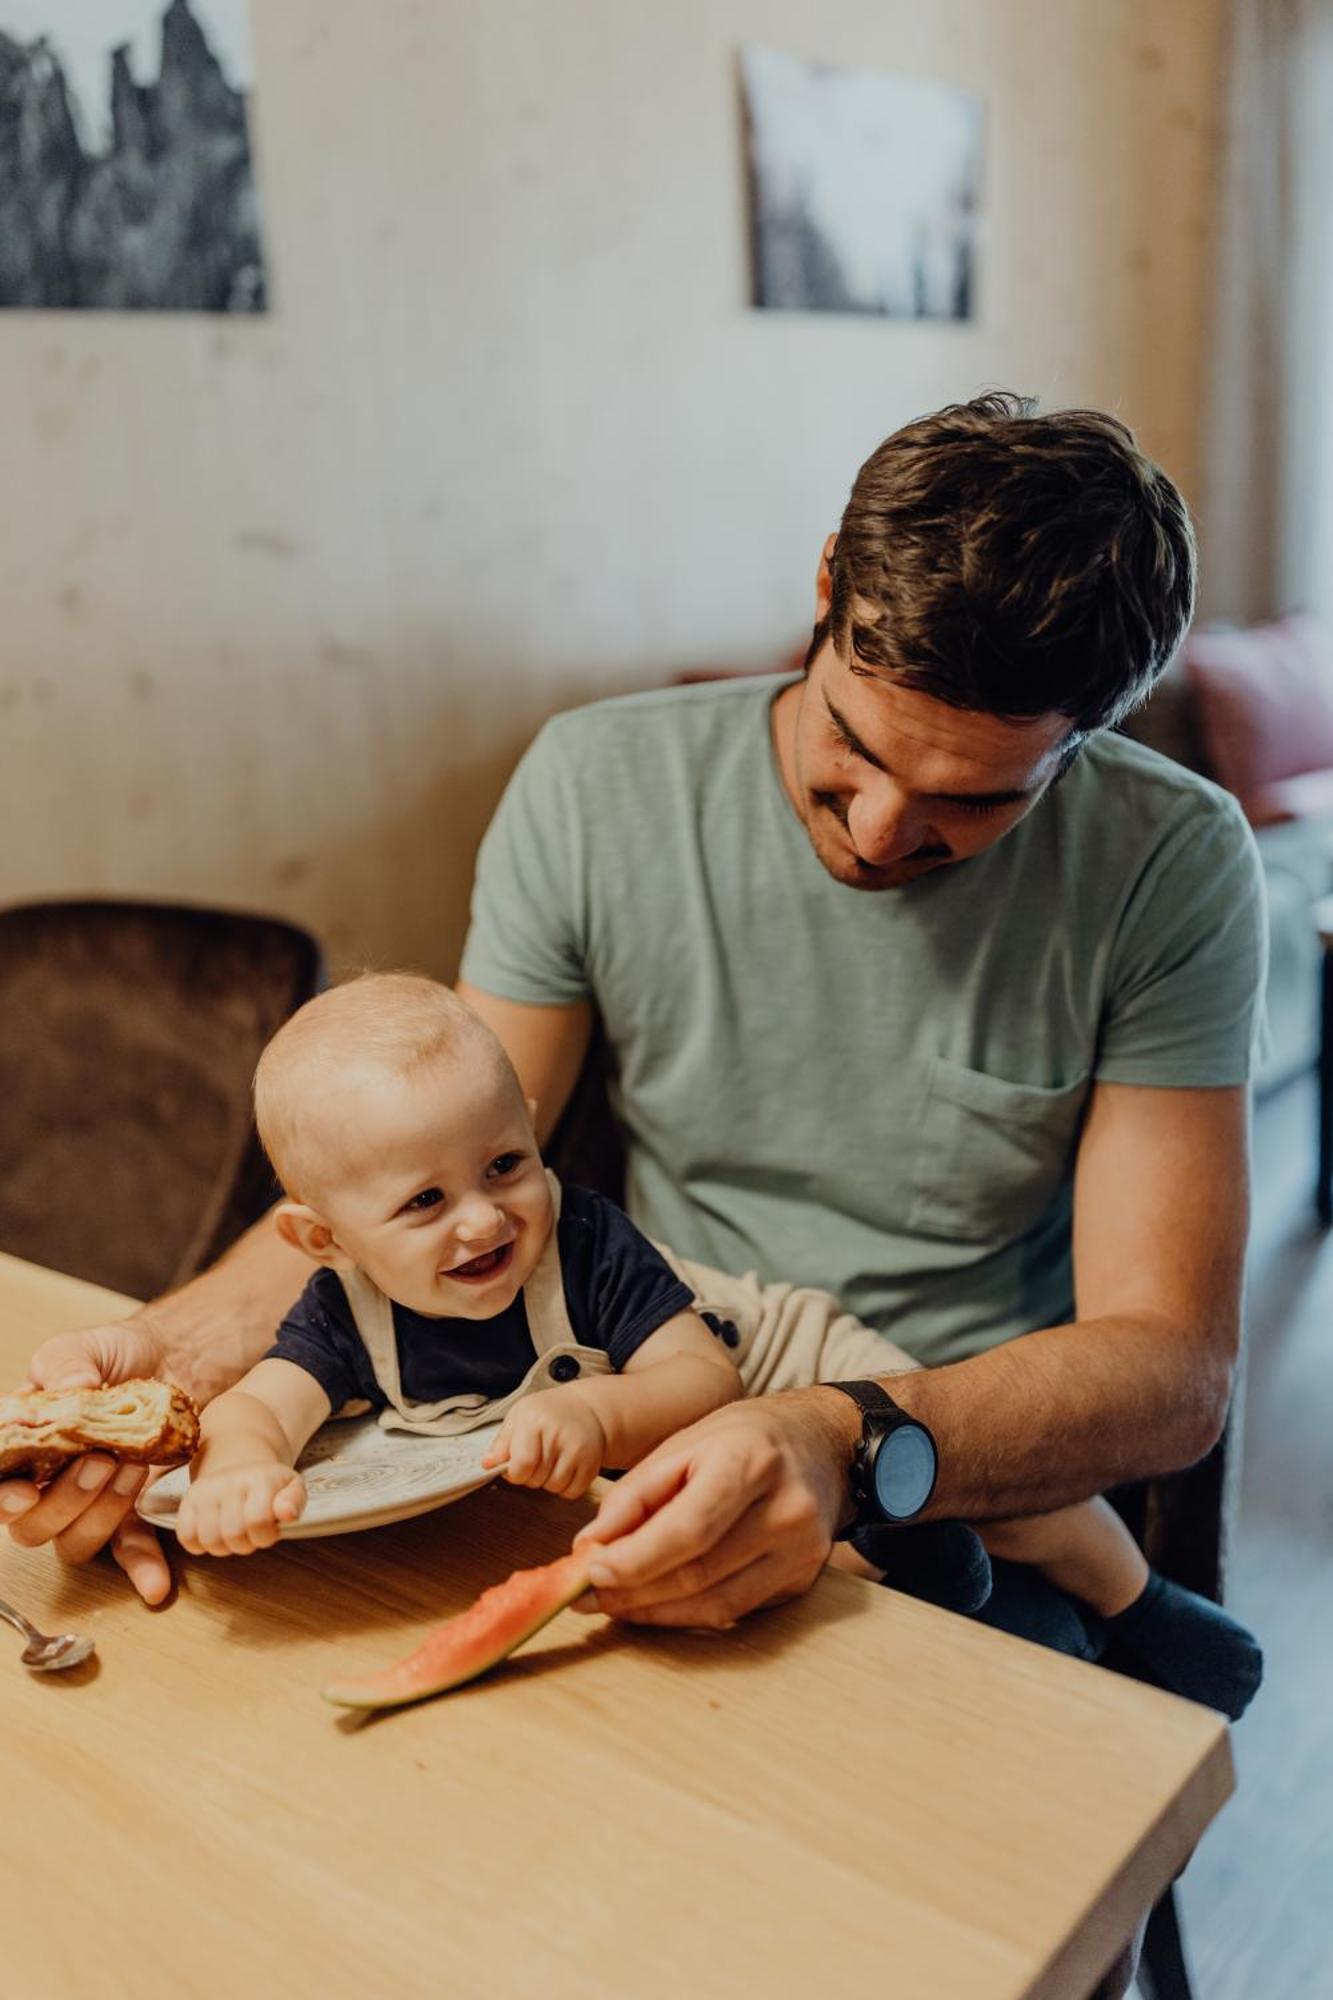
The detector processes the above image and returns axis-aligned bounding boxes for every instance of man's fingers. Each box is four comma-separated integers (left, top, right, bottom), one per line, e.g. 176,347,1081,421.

574,1450,692,1548
598,1554,794,1630
1,1480,40,1522
580,1456,764,1592
111,1514,173,1606
5,1457,115,1548
585,1502,797,1613
50,1471,145,1565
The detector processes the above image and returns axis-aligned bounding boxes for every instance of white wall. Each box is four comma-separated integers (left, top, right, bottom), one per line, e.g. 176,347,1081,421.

0,0,1226,974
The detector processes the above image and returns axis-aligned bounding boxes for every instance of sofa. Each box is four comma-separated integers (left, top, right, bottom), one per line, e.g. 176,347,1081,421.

1123,615,1333,1098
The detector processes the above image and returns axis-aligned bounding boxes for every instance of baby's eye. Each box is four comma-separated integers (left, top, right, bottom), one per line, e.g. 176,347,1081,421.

404,1186,444,1213
486,1152,524,1179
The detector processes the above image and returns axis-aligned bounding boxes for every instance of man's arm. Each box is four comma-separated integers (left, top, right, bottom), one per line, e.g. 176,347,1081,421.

881,1079,1247,1515
455,984,593,1144
576,1081,1249,1624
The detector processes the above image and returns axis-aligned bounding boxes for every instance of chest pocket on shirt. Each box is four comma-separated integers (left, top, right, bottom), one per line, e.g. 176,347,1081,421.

908,1058,1091,1244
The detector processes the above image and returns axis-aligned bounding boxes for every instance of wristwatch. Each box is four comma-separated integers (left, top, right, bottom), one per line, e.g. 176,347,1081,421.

828,1380,938,1538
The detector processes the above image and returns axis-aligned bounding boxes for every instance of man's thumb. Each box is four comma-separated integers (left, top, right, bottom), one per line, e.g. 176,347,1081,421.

27,1335,104,1392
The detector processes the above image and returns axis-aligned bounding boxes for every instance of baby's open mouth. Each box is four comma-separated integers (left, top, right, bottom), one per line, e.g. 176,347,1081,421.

446,1243,514,1283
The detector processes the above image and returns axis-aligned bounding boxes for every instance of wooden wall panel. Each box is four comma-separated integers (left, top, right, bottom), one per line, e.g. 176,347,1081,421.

0,0,1226,975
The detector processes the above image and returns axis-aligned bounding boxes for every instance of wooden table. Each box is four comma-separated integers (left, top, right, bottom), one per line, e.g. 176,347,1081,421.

1,1254,1233,2000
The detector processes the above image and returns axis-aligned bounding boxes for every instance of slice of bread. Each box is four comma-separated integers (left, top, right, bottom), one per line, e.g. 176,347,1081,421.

0,1379,200,1485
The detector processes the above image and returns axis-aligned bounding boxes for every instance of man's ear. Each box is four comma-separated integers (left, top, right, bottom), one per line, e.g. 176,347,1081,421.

816,534,837,617
275,1201,355,1271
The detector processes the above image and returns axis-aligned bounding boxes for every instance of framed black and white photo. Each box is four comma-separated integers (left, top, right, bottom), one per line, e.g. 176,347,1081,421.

740,44,984,321
0,0,267,311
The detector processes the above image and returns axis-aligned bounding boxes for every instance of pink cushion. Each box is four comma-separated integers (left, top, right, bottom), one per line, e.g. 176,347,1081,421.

1245,768,1333,827
1187,616,1333,817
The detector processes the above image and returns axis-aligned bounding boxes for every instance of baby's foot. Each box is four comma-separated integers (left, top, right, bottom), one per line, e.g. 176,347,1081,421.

849,1520,993,1616
1106,1571,1263,1720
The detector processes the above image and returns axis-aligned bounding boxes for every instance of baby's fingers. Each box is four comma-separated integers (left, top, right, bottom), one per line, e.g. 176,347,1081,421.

505,1423,551,1487
480,1428,511,1469
272,1474,306,1524
240,1483,283,1549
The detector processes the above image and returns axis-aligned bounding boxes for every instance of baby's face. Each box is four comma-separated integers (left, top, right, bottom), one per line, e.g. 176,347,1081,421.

314,1056,554,1319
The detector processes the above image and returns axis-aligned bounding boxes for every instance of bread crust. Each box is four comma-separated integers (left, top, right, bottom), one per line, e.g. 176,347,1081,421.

0,1379,200,1485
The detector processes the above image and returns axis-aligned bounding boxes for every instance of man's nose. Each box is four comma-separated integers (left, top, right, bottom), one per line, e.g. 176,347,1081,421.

847,778,921,866
454,1193,505,1241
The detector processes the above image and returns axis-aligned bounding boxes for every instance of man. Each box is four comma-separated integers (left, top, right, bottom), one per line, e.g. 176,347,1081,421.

5,394,1265,1640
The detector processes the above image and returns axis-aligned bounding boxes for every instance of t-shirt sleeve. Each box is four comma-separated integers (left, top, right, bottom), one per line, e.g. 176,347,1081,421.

1095,789,1269,1086
458,718,593,1005
263,1271,371,1415
565,1191,696,1371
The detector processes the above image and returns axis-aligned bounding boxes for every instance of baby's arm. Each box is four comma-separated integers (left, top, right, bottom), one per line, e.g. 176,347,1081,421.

177,1359,332,1557
979,1496,1150,1618
482,1310,741,1499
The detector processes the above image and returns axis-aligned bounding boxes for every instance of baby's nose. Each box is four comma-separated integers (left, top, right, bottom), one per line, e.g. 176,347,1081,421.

454,1194,505,1241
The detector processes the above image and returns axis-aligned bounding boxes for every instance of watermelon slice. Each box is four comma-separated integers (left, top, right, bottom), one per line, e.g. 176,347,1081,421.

322,1550,593,1710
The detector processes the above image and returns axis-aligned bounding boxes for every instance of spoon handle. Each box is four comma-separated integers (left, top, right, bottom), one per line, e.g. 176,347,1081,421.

0,1598,43,1644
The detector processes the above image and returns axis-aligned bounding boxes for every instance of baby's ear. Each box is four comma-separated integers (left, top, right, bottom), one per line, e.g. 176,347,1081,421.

275,1202,355,1270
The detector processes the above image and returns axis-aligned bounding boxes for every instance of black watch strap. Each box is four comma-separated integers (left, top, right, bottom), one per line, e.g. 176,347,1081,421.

828,1378,901,1423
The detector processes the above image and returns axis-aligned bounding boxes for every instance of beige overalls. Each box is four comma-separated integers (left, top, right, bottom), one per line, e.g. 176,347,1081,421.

656,1246,918,1395
333,1171,917,1433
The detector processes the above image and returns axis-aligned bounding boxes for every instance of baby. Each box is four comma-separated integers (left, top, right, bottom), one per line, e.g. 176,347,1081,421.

180,975,1260,1720
179,976,742,1555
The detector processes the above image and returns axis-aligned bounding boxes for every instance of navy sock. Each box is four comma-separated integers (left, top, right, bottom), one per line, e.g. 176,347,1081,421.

850,1520,993,1616
1105,1570,1263,1721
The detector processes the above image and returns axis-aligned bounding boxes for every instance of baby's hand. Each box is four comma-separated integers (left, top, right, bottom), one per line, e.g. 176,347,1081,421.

481,1390,607,1500
176,1462,306,1557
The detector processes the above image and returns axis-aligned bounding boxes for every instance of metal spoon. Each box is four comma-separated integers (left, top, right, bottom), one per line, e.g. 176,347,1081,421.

0,1597,96,1671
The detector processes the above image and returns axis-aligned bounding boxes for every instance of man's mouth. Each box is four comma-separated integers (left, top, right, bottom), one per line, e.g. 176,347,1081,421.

445,1243,515,1284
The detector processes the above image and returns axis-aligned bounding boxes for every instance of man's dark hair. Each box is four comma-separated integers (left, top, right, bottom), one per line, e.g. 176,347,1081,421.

819,392,1197,734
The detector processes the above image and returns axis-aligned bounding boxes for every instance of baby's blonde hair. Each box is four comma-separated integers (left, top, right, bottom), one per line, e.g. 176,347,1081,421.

254,973,512,1202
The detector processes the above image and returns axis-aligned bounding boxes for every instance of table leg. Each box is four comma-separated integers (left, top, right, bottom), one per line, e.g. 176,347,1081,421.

1312,948,1320,1216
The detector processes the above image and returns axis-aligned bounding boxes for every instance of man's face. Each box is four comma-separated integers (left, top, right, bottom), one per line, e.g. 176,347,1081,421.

780,631,1075,891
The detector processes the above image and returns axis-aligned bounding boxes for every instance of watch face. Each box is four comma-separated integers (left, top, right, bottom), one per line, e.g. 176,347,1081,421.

872,1422,937,1521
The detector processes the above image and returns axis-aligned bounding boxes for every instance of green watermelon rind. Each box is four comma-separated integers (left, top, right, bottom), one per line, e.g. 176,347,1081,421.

321,1550,592,1711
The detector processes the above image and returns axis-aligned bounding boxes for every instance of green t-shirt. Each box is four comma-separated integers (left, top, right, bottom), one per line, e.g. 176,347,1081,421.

460,675,1267,1365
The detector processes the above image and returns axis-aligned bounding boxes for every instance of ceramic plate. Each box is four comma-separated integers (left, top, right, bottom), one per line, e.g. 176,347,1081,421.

139,1416,503,1539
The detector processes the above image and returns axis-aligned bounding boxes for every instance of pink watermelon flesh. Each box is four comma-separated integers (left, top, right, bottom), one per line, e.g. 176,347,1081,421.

322,1549,593,1710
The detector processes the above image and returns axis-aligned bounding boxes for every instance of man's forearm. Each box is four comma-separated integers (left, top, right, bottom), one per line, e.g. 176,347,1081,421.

137,1211,311,1408
840,1309,1235,1521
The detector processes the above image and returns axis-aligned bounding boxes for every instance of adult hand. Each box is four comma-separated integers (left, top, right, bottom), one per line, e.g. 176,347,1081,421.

1,1315,176,1605
571,1388,859,1628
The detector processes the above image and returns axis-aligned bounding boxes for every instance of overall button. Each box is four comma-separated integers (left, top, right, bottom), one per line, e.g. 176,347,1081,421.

549,1355,581,1383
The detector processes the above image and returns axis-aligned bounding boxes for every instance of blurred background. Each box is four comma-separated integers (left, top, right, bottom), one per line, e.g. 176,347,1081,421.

3,4,1332,1992
4,0,1302,976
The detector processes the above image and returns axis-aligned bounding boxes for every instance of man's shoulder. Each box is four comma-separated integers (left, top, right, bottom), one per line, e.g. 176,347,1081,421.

1079,727,1235,812
536,673,792,764
1070,729,1250,842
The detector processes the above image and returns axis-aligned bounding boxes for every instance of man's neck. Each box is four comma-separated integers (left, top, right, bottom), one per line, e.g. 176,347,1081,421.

769,675,806,821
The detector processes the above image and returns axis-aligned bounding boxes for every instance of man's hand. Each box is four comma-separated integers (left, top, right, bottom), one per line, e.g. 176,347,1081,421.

176,1462,307,1557
1,1315,175,1604
482,1389,608,1500
570,1389,859,1627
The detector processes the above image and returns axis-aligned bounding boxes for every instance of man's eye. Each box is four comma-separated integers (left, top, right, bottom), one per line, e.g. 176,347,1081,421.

487,1152,523,1179
950,798,1006,819
404,1187,444,1212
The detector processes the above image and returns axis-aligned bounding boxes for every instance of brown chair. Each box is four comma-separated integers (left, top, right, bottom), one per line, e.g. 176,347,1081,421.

544,1036,1233,2000
0,899,324,1299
